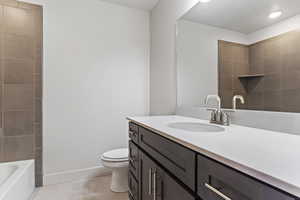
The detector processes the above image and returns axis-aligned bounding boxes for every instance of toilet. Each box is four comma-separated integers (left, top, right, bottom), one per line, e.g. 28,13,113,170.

101,148,129,192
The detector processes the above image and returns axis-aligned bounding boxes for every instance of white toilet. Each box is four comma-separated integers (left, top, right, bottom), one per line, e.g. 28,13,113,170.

101,148,129,193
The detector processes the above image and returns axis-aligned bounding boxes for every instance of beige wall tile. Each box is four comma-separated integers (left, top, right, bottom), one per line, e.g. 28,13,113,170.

282,69,300,91
220,90,233,109
4,59,34,83
233,62,249,77
3,6,35,36
3,135,35,161
3,84,33,110
263,73,281,92
264,91,281,112
282,89,300,113
4,34,34,59
247,92,264,110
3,111,33,136
249,60,264,74
0,5,3,31
219,61,234,75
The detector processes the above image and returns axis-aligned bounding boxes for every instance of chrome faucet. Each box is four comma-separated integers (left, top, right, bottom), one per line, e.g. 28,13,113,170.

205,95,230,126
232,95,245,110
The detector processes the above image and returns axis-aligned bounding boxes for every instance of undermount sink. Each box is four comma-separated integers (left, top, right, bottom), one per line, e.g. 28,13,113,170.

168,122,225,132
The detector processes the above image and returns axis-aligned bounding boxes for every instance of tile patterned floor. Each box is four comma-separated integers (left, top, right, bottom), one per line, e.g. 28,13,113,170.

31,175,128,200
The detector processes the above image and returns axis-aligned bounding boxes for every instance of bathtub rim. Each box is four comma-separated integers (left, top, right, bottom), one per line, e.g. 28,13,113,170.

0,160,35,199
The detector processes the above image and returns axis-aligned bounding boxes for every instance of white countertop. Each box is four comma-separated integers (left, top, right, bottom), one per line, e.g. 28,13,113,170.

127,115,300,198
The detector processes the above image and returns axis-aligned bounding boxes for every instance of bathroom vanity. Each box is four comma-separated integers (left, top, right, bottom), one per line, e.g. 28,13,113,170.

127,116,300,200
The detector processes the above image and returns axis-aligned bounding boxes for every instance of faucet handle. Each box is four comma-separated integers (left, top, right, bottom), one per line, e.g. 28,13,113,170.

204,95,221,110
209,109,217,122
221,112,230,126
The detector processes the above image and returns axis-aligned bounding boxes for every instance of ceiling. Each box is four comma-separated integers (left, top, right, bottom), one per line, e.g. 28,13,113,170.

182,0,300,34
101,0,159,11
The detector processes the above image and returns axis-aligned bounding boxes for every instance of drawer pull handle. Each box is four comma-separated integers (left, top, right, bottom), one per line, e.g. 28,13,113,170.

148,168,152,195
205,183,232,200
153,169,157,200
130,158,135,164
129,131,137,137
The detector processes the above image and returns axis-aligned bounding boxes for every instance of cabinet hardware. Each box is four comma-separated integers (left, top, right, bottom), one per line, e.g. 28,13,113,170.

148,168,153,195
153,169,157,200
129,131,137,137
130,158,135,164
205,183,231,200
129,152,136,163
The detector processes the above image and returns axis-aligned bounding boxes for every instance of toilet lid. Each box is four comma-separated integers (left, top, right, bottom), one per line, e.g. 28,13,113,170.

102,148,128,161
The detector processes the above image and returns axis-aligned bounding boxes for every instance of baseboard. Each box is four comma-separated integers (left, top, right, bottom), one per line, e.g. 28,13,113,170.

43,166,111,186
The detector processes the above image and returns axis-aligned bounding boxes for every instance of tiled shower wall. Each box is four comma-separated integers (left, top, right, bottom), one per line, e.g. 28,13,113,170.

219,30,300,112
218,40,249,109
0,0,43,186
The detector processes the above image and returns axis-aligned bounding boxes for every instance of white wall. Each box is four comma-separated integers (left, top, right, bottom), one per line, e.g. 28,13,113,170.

23,0,149,180
177,20,248,107
150,0,200,115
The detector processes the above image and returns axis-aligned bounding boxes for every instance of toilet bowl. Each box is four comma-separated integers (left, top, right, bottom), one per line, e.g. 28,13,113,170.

101,148,129,192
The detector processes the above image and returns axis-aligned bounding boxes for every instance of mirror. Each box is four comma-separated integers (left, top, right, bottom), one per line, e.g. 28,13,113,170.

176,0,300,112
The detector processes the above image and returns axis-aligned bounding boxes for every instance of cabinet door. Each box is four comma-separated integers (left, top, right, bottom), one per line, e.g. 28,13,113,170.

140,152,157,200
158,168,195,200
129,171,139,200
140,152,194,200
129,140,139,179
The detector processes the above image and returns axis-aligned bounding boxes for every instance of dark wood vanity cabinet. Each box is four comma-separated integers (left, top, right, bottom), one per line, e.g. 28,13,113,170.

128,122,298,200
128,122,195,200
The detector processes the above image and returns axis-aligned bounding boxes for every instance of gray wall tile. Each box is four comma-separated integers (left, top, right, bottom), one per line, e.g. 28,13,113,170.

219,30,300,113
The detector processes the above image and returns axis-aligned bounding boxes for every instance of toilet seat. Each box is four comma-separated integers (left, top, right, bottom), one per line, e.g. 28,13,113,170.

101,148,129,192
101,148,128,162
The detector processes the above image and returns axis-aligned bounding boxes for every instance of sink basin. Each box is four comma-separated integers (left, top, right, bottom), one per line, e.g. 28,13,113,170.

168,122,225,132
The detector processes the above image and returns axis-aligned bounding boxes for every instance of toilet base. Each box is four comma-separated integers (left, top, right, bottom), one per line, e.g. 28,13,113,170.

110,167,129,193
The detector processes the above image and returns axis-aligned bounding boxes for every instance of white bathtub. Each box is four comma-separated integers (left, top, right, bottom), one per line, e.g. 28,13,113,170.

0,160,35,200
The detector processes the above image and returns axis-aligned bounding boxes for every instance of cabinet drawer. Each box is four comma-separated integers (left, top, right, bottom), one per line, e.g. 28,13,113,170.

139,127,196,190
129,171,139,200
129,140,139,180
129,122,139,144
197,154,295,200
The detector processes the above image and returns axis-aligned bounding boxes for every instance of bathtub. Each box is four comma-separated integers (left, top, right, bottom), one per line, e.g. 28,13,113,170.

0,160,35,200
